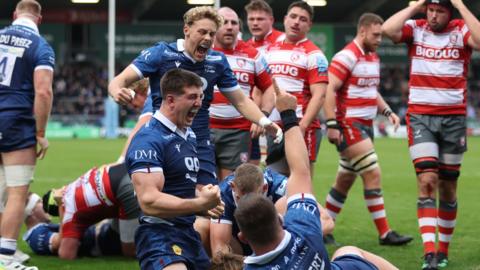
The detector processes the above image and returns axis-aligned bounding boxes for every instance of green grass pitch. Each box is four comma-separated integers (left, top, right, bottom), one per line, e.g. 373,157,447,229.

23,137,480,269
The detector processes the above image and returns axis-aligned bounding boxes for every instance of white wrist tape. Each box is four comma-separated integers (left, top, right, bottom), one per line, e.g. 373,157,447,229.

259,116,272,128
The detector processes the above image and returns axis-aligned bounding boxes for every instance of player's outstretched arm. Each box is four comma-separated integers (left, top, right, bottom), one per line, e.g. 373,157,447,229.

223,89,283,143
108,66,141,106
272,79,311,197
132,172,222,218
382,0,426,43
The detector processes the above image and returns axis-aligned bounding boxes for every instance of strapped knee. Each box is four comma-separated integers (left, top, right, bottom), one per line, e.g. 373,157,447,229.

438,163,460,181
413,157,438,175
350,150,379,175
4,165,35,187
337,158,357,175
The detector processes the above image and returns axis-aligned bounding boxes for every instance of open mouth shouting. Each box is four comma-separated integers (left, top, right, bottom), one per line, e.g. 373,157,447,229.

194,43,211,61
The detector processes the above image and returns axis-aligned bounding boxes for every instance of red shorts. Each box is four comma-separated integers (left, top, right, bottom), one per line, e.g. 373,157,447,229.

337,119,374,152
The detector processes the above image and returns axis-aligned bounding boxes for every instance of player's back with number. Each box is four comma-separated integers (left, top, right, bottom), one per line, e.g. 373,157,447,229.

0,21,54,115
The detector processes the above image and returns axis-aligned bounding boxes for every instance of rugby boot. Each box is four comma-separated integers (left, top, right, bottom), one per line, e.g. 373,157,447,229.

379,230,413,246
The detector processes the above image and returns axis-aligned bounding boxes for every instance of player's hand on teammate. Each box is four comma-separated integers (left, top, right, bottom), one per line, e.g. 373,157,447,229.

36,135,49,159
129,78,149,109
197,184,222,212
258,80,284,143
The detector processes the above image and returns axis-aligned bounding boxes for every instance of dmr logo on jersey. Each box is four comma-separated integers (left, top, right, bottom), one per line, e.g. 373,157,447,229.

134,149,158,160
415,47,460,59
290,201,317,215
269,64,298,77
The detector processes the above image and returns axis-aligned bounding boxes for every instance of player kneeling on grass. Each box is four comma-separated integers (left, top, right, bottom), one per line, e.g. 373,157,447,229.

232,79,400,270
26,162,140,260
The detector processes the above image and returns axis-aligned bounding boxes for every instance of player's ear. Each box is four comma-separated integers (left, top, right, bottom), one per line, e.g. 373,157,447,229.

13,11,17,20
183,24,189,36
262,183,268,193
237,232,248,244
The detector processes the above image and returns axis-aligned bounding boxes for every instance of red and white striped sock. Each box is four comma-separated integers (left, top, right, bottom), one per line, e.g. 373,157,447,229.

438,200,457,256
418,197,437,255
364,189,390,237
325,187,346,220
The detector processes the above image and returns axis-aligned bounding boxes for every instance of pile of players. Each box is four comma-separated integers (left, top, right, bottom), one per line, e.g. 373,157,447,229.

1,0,478,269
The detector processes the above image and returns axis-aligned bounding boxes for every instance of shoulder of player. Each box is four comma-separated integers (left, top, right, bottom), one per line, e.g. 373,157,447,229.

236,41,260,58
205,49,227,63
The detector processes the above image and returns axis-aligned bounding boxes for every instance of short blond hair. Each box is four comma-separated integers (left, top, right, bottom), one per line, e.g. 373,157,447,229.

16,0,41,17
183,6,223,29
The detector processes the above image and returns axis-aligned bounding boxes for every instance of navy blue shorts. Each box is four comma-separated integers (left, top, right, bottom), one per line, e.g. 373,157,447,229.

249,137,261,160
0,117,36,152
135,223,210,270
197,139,217,185
331,254,379,270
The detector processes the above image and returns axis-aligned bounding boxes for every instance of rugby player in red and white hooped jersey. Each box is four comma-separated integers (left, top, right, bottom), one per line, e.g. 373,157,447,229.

323,13,413,248
244,0,285,53
263,1,328,176
244,0,285,166
210,7,275,181
382,0,480,268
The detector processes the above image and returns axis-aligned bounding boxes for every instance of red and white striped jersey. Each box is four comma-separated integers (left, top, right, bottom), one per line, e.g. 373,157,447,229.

246,28,285,53
62,166,124,228
265,38,329,128
210,40,273,130
329,40,380,122
401,19,472,115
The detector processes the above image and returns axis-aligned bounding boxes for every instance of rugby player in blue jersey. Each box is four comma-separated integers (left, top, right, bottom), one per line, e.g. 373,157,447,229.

0,1,54,269
126,69,225,270
234,81,399,270
210,164,334,258
110,6,282,187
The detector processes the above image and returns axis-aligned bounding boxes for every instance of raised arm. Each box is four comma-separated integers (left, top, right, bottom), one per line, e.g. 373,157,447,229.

451,0,480,50
382,0,426,43
108,66,141,106
271,80,311,196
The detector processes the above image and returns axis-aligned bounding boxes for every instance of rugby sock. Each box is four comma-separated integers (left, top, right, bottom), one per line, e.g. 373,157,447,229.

364,189,390,237
0,238,16,255
438,200,457,256
417,197,437,255
325,187,346,220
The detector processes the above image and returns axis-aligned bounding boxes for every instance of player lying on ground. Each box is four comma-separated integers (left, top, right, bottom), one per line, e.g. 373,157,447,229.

37,162,140,260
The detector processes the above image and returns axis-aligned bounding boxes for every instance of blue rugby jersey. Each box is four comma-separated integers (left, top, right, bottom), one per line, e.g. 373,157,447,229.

212,168,288,237
0,18,54,117
132,39,239,140
126,111,199,225
244,194,332,270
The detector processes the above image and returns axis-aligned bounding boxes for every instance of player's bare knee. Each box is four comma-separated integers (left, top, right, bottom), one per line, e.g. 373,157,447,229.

4,165,35,187
58,247,77,260
332,245,363,260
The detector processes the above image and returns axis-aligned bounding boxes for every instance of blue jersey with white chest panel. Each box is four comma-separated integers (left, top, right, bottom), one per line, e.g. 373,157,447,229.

244,194,332,270
132,39,239,140
213,168,288,237
0,18,55,117
126,111,200,226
